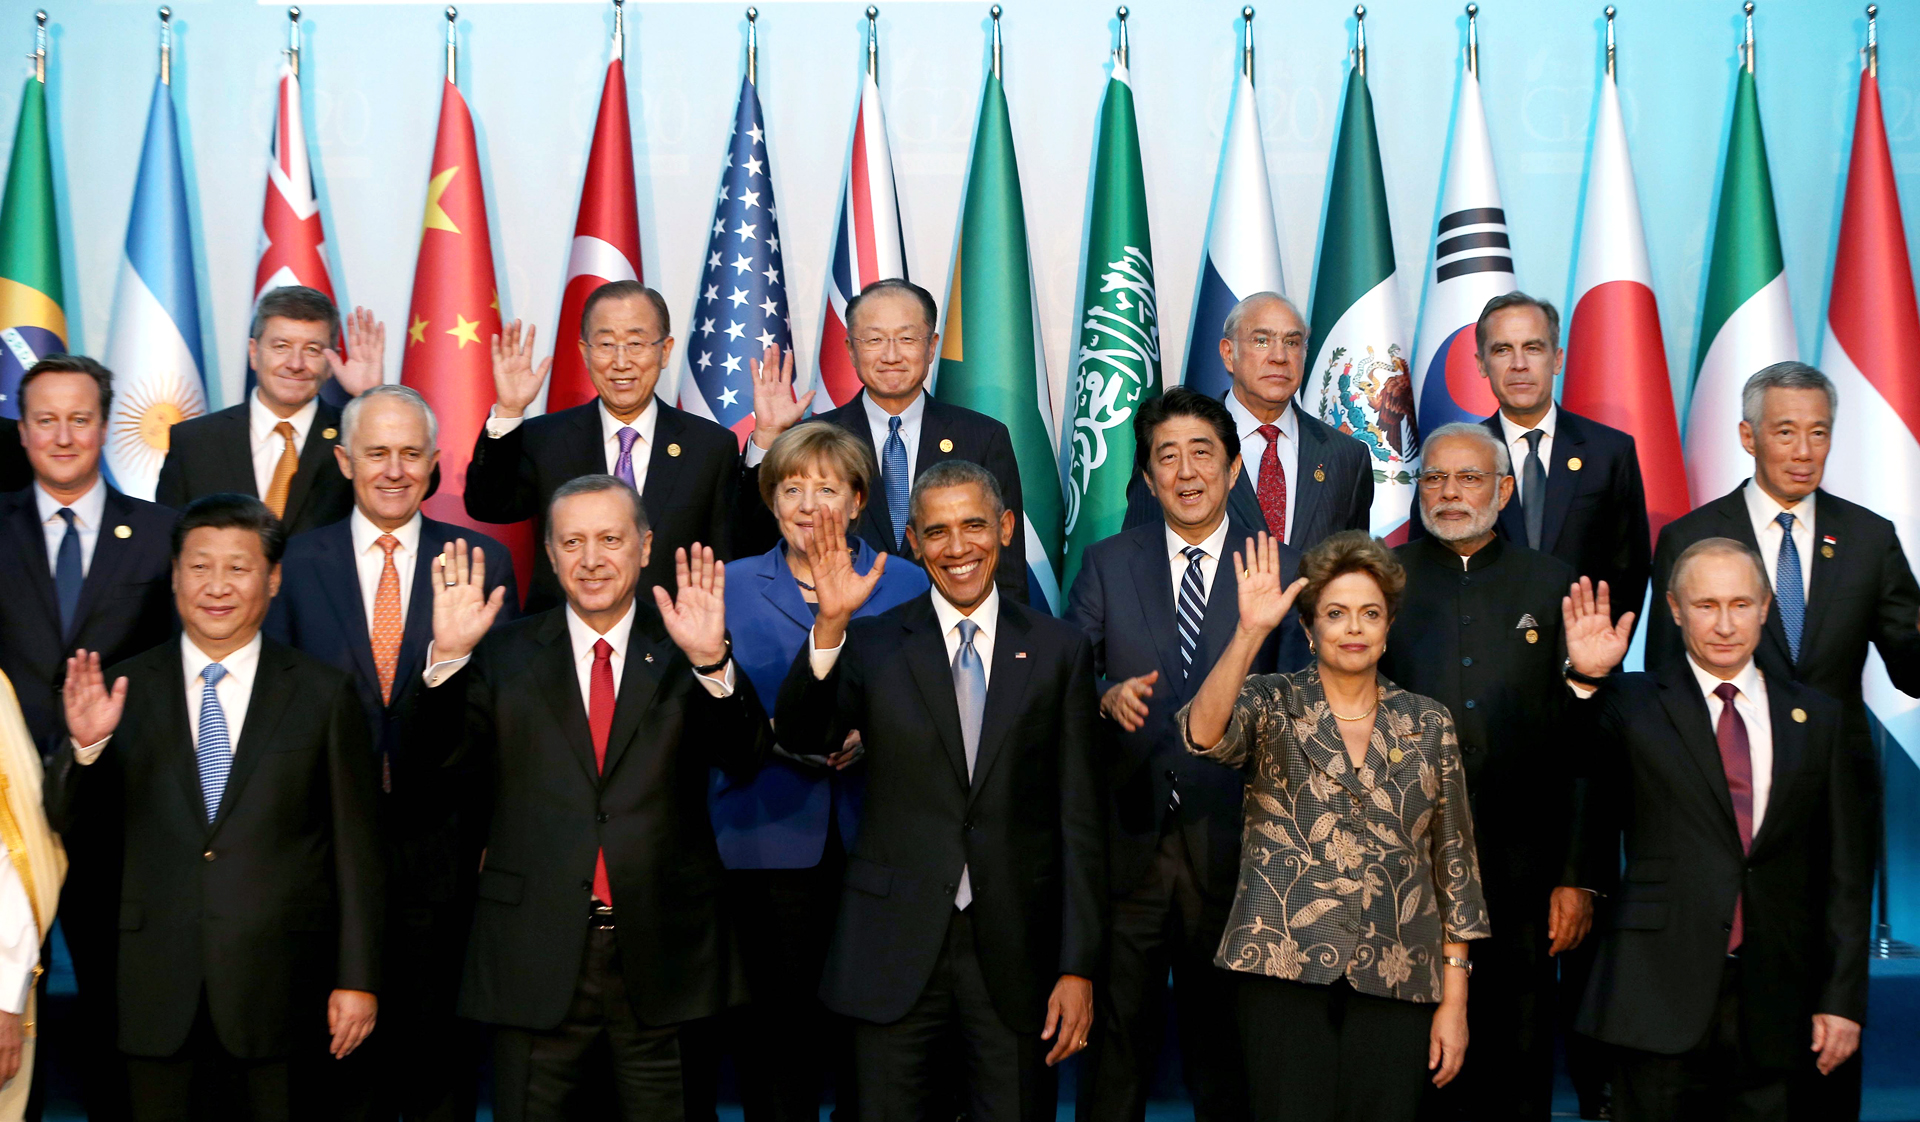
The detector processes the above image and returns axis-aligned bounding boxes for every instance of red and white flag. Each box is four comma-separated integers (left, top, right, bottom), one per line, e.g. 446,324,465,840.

250,61,334,396
1562,64,1688,542
817,67,907,407
1820,55,1920,754
548,53,642,413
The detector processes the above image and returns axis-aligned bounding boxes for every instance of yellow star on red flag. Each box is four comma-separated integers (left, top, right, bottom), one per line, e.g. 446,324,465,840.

445,313,481,348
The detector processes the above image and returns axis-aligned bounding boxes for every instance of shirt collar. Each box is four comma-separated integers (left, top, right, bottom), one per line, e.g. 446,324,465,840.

350,509,423,558
1497,402,1558,446
931,583,999,641
566,599,637,663
35,476,105,528
1165,515,1233,566
862,387,927,436
599,395,659,451
1225,389,1297,444
1687,652,1764,707
181,630,264,684
250,389,320,446
1742,477,1816,526
1417,531,1507,573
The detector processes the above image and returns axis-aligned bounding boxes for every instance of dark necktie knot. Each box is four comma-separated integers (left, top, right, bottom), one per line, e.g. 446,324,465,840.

1714,681,1739,704
1776,511,1795,531
57,507,75,529
1182,545,1207,566
1257,423,1280,445
1522,428,1543,452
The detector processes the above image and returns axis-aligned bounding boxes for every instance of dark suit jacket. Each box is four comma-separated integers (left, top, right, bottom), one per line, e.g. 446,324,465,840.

1647,484,1920,759
775,593,1104,1032
155,399,354,538
736,391,1029,604
1066,517,1308,899
0,420,29,493
44,638,385,1060
465,399,737,613
265,516,519,908
1575,668,1870,1068
1122,400,1374,551
415,603,771,1031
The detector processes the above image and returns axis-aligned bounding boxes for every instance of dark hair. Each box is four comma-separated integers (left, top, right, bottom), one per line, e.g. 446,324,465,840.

251,285,341,347
907,459,1006,530
1475,291,1560,355
1296,530,1406,624
546,473,649,540
18,353,113,418
845,278,938,335
1667,537,1770,601
1133,386,1240,477
580,280,672,340
171,493,286,566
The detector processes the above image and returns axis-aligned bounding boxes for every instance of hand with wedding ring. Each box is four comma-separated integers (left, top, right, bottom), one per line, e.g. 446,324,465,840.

428,538,506,665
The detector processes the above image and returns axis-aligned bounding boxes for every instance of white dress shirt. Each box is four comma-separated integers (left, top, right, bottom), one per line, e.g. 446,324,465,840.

1688,655,1774,834
0,859,36,1014
249,390,319,500
1166,518,1232,609
1497,403,1558,503
422,600,734,695
35,477,106,578
864,390,927,485
1744,480,1815,602
484,397,659,492
74,632,264,764
350,510,423,627
1225,391,1298,541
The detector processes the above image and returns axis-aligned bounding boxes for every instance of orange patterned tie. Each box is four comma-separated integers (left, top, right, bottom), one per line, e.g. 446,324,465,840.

264,420,299,519
370,534,403,706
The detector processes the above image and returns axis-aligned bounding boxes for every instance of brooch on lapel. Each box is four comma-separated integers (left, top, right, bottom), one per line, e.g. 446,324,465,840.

668,443,682,458
1821,534,1837,559
1791,707,1807,724
113,524,132,539
1314,464,1326,482
321,427,338,440
1567,457,1583,471
1015,651,1028,659
1515,613,1539,644
940,438,954,453
644,653,655,664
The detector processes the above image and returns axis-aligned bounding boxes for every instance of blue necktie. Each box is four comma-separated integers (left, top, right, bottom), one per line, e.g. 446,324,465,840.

54,508,81,637
1774,511,1805,662
952,618,986,909
883,416,909,551
196,663,233,822
1177,546,1208,679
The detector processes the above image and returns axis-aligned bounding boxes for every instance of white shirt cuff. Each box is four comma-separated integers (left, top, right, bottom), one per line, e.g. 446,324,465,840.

483,406,524,439
423,648,472,687
693,660,736,698
808,629,845,679
743,439,769,467
1568,680,1598,699
72,737,110,765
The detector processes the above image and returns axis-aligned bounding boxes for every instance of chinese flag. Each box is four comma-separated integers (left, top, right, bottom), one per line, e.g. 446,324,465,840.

549,58,642,411
400,79,532,600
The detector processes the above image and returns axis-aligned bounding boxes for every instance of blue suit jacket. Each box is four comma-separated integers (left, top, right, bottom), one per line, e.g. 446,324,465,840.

711,538,930,869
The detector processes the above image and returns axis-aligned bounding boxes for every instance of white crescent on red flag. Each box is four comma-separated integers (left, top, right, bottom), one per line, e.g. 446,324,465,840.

549,57,642,413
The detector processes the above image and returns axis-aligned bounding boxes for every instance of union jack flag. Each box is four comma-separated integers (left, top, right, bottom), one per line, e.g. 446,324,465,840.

248,60,333,393
678,74,791,446
818,67,907,407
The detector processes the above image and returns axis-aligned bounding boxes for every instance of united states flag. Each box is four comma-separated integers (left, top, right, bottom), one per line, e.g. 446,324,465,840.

678,74,791,447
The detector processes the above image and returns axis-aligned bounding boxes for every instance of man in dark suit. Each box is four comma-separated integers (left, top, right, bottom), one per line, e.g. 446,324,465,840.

740,278,1030,602
0,418,29,493
1406,293,1650,628
419,474,765,1120
0,354,177,1122
1575,537,1872,1121
1381,422,1629,1122
465,280,737,613
266,384,518,1120
155,286,384,537
776,460,1102,1121
1122,292,1372,551
1067,387,1306,1122
49,494,385,1121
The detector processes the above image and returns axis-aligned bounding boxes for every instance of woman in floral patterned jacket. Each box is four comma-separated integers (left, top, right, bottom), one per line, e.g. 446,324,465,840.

1182,530,1489,1122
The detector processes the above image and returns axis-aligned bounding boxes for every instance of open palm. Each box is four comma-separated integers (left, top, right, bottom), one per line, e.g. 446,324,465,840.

655,544,729,667
1234,532,1306,636
806,504,885,624
1563,577,1635,678
491,319,552,417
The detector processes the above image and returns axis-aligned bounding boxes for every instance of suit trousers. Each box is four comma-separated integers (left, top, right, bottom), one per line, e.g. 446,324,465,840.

853,908,1053,1122
490,923,685,1122
1420,887,1556,1122
1077,819,1246,1122
61,871,131,1121
1236,973,1433,1122
1611,958,1789,1122
124,993,293,1122
366,899,482,1121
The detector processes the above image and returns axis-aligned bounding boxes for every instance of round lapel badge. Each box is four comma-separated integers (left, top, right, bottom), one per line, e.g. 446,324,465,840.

1314,466,1326,482
1524,628,1539,644
1821,544,1834,559
940,438,954,453
667,443,682,458
321,427,338,441
1791,707,1808,724
113,524,132,540
1566,456,1582,471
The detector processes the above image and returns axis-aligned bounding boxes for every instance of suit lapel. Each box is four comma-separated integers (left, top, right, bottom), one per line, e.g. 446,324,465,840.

216,407,260,496
280,401,341,529
1799,491,1842,664
154,651,204,820
390,520,447,712
316,523,380,697
531,611,601,786
900,604,971,791
599,617,670,786
1654,667,1742,842
640,404,688,537
1126,531,1186,693
1541,412,1585,551
1749,682,1808,857
1483,416,1527,544
68,489,139,643
1226,470,1265,538
2,493,60,638
758,550,819,633
916,397,957,471
1193,522,1259,703
835,396,898,551
1287,404,1325,544
210,644,297,836
1291,670,1372,803
968,601,1032,802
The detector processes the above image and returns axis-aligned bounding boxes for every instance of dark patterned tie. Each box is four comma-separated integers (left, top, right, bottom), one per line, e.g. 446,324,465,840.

883,416,910,551
1256,424,1286,543
1177,546,1208,679
1713,681,1754,952
1521,429,1546,550
1774,512,1804,662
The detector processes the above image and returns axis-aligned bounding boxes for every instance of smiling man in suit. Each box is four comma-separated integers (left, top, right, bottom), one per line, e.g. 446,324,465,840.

1123,292,1372,552
740,278,1030,603
155,286,385,538
1067,387,1306,1122
267,384,518,1120
465,281,738,613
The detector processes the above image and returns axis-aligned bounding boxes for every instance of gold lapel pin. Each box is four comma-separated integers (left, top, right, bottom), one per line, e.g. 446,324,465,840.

1314,465,1325,482
321,427,338,440
113,524,132,539
1821,544,1834,559
1566,456,1583,471
940,438,954,453
644,652,655,664
667,443,682,458
1791,707,1807,724
1524,628,1539,644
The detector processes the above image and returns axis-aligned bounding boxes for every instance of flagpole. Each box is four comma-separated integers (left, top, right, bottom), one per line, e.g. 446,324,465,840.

866,5,878,80
1742,1,1754,74
158,6,172,86
1354,5,1367,78
990,4,1001,80
1866,2,1877,78
32,10,46,83
445,6,457,85
1466,2,1479,76
1114,6,1128,69
745,7,756,86
1242,6,1254,81
287,7,300,77
1604,5,1615,78
612,0,624,64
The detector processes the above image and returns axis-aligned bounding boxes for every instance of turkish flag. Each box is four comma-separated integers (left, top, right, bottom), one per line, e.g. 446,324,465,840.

400,79,532,601
549,59,642,412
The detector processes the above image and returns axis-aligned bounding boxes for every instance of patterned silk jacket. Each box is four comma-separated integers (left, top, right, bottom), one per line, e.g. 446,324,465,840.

1181,666,1490,1003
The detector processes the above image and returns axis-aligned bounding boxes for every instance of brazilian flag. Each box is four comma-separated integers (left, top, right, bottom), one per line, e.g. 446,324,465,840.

0,73,66,419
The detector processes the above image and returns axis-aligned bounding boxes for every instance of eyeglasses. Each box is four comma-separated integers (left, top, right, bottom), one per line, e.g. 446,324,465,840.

1417,470,1497,491
852,334,927,353
589,339,666,360
1241,332,1304,353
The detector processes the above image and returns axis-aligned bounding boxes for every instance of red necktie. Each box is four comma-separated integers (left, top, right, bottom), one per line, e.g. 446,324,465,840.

1713,682,1754,952
1256,424,1287,543
589,638,615,906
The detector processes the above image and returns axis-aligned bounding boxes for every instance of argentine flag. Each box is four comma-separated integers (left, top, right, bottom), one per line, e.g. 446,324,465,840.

104,76,207,501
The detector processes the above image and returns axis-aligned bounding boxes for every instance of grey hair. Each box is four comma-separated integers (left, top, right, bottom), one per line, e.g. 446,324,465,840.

1221,291,1305,343
1419,421,1512,477
339,384,439,450
547,473,649,540
1741,361,1837,431
907,460,1006,529
1668,536,1770,601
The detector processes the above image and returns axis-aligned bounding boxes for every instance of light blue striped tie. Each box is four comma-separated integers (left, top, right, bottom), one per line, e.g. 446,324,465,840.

196,663,232,822
1774,512,1805,662
1177,546,1208,679
952,619,985,910
883,416,910,551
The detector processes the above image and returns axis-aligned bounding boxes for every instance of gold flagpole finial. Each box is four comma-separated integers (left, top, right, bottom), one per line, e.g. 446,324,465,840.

1604,6,1616,78
990,4,1002,80
1466,4,1479,76
1866,4,1878,78
1115,6,1129,70
1242,7,1255,82
866,6,878,80
32,11,47,84
287,8,301,78
158,7,172,87
1742,1,1755,75
444,6,457,83
1355,5,1367,78
612,0,625,64
745,7,757,86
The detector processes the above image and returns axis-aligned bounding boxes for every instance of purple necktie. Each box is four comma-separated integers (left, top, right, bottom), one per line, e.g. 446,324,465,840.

1713,681,1755,952
613,426,640,489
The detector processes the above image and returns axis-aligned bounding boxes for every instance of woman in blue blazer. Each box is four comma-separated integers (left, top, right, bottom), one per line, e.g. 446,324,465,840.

711,419,928,1120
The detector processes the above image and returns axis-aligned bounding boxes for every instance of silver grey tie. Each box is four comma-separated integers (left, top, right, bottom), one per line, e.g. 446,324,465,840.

952,618,985,909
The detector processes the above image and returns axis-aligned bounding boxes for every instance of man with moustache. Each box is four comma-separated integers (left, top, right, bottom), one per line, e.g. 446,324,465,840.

740,279,1029,602
157,286,386,537
1379,422,1628,1122
267,384,518,1120
1123,292,1372,551
466,281,738,611
776,461,1102,1121
1067,387,1308,1122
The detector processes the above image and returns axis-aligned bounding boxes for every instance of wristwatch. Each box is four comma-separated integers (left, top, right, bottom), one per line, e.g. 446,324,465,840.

1443,955,1473,976
691,637,733,676
1563,658,1608,689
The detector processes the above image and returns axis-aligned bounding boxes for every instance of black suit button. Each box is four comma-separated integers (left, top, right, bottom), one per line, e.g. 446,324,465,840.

1465,700,1476,710
202,850,214,863
1461,657,1473,667
964,821,974,832
1461,615,1472,626
1723,921,1733,932
596,813,609,824
944,884,956,894
1164,770,1176,781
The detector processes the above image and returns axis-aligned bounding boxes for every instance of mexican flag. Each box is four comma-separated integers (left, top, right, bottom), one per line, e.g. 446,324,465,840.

1684,61,1796,505
937,68,1064,613
1061,59,1160,593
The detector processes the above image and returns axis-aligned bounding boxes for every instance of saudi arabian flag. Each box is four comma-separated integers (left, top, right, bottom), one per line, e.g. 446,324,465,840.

0,74,67,419
937,69,1065,613
1062,60,1159,593
1684,62,1796,505
1307,57,1414,539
